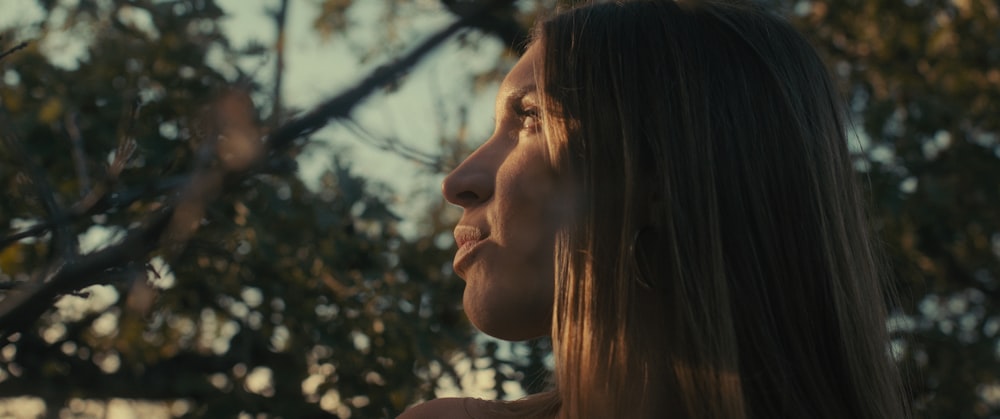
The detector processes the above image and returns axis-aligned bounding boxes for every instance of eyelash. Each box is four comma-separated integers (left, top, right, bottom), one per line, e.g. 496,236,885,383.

513,104,540,131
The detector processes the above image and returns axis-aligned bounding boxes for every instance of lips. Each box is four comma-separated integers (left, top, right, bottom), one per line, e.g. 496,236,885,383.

453,225,488,277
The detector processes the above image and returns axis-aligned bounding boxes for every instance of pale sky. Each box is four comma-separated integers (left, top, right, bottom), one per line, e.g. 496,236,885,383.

214,0,506,237
0,1,516,412
1,0,509,236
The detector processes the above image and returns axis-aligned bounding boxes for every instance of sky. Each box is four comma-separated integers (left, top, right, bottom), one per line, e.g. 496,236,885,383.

0,0,516,413
212,0,506,237
1,0,509,237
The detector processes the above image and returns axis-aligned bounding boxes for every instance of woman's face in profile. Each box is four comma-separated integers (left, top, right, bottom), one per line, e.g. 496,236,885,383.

441,45,566,341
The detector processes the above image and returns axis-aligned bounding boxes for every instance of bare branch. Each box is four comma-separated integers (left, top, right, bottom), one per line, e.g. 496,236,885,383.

65,112,92,196
0,41,28,62
0,175,189,252
0,224,51,250
0,1,514,334
0,208,173,336
343,119,442,170
0,133,77,261
0,98,142,252
109,98,141,180
262,1,510,154
442,0,528,54
269,0,290,124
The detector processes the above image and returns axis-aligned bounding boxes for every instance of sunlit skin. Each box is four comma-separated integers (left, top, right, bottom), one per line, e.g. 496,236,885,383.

441,44,567,341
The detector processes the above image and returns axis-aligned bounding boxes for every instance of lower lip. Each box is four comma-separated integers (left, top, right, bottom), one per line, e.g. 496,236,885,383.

454,240,486,276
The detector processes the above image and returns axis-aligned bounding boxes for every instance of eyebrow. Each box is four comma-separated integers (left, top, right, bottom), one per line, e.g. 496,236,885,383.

503,85,538,111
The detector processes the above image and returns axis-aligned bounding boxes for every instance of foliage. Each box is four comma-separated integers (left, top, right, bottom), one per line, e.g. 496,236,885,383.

786,0,1000,416
0,0,482,417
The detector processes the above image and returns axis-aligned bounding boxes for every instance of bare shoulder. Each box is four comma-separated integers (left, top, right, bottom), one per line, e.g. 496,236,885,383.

397,397,478,419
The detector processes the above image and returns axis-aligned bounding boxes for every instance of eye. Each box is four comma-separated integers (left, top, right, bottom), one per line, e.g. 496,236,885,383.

513,104,540,132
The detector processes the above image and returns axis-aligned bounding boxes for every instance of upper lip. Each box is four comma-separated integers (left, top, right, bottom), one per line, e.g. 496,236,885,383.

454,225,487,248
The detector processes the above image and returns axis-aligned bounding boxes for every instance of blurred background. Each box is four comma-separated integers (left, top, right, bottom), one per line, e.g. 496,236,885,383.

0,0,997,417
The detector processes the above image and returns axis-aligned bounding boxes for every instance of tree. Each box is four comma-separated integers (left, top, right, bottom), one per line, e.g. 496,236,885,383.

785,0,1000,416
0,0,518,416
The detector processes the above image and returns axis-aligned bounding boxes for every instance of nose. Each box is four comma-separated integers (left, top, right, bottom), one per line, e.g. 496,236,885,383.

442,149,494,208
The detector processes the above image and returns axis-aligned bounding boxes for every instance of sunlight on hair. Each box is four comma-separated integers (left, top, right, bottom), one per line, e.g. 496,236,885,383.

672,361,745,415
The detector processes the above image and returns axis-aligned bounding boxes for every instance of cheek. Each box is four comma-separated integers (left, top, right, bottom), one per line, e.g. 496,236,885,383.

487,167,556,264
463,245,555,340
495,154,563,231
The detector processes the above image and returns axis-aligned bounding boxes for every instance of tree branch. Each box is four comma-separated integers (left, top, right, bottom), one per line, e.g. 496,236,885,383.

269,0,290,125
1,133,77,261
0,3,512,334
0,41,28,62
65,112,92,196
261,1,509,154
0,173,187,254
0,208,173,336
343,118,442,170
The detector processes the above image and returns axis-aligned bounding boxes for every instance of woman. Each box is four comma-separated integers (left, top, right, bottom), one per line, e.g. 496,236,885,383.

405,0,911,417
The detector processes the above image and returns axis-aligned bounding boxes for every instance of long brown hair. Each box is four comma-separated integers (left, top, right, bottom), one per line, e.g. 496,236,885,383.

488,0,911,417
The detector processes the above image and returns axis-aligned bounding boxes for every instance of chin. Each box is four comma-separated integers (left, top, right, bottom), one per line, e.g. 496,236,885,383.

463,292,551,341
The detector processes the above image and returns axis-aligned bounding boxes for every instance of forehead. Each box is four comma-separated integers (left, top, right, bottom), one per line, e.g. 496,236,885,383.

495,43,542,107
